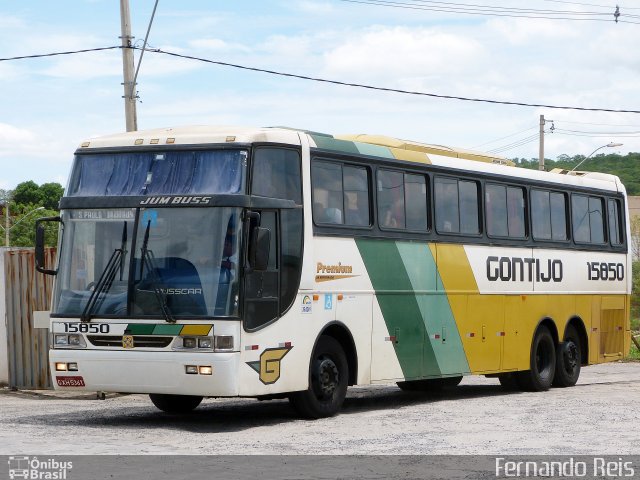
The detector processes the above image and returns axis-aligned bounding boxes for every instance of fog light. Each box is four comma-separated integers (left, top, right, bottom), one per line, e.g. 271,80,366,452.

67,362,78,371
183,337,197,349
214,335,234,351
185,365,198,374
198,366,212,375
198,338,212,349
55,335,68,345
55,362,67,371
68,334,81,346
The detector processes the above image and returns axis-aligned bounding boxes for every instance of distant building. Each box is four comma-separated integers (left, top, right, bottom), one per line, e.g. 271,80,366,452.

630,196,640,220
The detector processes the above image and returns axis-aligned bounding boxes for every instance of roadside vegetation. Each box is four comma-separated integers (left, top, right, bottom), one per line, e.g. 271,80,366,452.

1,181,63,247
515,152,640,195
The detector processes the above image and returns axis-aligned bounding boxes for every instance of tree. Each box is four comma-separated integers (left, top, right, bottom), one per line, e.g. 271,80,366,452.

39,182,64,210
1,181,64,247
12,181,43,205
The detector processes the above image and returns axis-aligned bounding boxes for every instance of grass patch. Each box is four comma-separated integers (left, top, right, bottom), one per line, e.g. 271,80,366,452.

627,334,640,361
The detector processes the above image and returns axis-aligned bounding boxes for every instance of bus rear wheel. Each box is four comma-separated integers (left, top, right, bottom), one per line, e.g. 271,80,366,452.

553,325,581,388
149,393,203,413
289,335,348,419
516,325,556,391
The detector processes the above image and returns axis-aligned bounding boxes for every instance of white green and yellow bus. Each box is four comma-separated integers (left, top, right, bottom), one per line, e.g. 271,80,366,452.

36,126,632,418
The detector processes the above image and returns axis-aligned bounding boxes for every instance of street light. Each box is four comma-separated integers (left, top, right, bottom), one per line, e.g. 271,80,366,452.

570,142,623,172
0,206,45,247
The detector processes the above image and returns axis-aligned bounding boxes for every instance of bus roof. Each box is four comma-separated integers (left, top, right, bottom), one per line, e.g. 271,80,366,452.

77,125,625,194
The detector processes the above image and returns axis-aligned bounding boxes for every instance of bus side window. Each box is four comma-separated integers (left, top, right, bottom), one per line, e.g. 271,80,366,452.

435,177,459,233
251,148,302,203
531,189,551,240
572,194,605,244
312,162,344,225
459,180,480,234
608,198,623,246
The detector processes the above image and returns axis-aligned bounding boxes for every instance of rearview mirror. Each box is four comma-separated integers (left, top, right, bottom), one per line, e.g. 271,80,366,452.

35,216,62,275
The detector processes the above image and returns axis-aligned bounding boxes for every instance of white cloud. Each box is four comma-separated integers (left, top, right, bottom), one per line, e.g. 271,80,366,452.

322,26,487,83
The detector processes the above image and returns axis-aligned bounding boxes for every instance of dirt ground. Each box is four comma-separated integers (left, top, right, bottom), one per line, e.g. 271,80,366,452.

1,362,638,455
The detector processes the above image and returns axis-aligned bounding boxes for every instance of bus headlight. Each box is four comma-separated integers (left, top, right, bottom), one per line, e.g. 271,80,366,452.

52,334,86,349
173,336,214,351
214,335,234,351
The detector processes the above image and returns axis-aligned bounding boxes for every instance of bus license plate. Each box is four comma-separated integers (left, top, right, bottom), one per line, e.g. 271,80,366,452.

56,376,86,387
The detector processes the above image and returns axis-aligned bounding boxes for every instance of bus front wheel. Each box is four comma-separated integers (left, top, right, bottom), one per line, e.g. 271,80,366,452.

516,325,556,391
149,393,203,413
289,335,348,419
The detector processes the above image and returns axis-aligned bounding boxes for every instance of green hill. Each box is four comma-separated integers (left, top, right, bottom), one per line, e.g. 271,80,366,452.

513,153,640,195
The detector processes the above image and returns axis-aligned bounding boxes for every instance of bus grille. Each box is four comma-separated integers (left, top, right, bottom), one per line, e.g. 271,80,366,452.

87,335,173,348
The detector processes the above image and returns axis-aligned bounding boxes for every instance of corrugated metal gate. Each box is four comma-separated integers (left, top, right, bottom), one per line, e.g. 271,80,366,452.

4,248,56,389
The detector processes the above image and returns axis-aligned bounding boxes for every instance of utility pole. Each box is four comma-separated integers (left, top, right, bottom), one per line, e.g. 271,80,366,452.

120,0,138,132
4,203,8,247
538,115,553,171
538,115,545,171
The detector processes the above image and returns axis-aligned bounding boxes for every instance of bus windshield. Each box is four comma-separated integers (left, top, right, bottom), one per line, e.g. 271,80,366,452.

53,207,242,319
67,149,247,197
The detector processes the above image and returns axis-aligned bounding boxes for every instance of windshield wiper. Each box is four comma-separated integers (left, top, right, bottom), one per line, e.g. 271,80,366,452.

81,222,128,322
139,219,175,323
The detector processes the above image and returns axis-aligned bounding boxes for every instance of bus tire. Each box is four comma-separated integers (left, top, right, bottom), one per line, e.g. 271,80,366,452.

289,335,348,419
149,393,203,413
516,325,556,392
553,325,581,388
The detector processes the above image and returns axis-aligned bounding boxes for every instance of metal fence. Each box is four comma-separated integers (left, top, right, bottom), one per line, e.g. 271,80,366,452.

3,248,56,389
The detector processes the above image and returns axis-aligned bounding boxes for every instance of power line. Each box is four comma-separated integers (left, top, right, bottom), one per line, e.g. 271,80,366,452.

554,128,640,137
339,0,624,21
0,46,121,62
144,47,640,114
553,119,640,127
487,133,540,153
3,45,640,114
556,127,640,135
542,0,640,11
341,0,640,23
470,126,537,148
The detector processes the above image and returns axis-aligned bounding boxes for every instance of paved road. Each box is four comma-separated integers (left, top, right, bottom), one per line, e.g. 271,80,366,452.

1,362,639,455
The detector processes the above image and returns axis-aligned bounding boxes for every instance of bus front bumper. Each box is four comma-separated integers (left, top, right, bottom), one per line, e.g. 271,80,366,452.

50,349,240,397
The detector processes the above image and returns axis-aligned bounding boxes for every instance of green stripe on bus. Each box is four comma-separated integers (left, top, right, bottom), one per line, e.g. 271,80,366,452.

310,134,361,155
396,242,470,376
353,142,395,159
125,324,156,335
355,238,438,379
152,324,183,335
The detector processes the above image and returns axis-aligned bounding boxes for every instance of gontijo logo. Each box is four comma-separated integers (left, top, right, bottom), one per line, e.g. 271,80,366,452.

8,457,73,479
247,347,293,385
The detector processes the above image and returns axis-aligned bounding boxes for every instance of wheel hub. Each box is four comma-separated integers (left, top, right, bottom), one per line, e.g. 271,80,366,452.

315,357,339,398
563,342,578,372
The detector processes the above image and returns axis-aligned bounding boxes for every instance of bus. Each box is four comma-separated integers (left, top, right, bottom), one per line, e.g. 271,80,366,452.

35,126,632,418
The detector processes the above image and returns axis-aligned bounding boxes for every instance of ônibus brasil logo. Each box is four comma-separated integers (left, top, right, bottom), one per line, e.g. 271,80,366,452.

7,457,73,480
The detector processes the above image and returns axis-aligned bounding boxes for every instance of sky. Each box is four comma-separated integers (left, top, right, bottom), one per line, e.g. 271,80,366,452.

1,0,640,190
